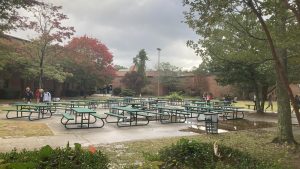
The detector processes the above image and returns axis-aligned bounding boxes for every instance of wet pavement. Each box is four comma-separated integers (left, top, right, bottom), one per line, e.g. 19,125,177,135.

0,108,201,152
0,107,299,152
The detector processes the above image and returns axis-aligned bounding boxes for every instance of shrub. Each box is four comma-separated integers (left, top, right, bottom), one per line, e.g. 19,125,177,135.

141,86,154,96
120,88,135,96
166,92,183,101
113,87,122,96
141,139,281,169
87,90,96,96
0,143,109,169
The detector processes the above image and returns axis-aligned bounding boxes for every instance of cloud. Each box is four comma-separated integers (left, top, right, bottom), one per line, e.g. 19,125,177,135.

11,0,201,70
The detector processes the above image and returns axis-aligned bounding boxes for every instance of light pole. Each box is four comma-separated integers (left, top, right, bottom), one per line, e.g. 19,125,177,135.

157,48,161,97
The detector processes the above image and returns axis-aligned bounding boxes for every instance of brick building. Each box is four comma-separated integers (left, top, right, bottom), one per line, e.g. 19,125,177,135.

111,68,235,98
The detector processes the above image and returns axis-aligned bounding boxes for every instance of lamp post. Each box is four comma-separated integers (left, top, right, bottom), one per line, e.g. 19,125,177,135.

157,48,161,96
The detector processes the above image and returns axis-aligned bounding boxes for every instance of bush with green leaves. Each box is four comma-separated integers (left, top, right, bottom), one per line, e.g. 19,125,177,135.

166,92,183,101
113,87,122,96
0,143,109,169
140,139,281,169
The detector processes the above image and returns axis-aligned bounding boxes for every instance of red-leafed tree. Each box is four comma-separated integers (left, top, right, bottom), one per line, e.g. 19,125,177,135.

65,36,116,95
21,2,75,88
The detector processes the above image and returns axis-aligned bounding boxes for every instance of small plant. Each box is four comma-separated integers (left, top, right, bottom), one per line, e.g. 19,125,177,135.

0,143,109,169
112,87,122,96
166,92,183,101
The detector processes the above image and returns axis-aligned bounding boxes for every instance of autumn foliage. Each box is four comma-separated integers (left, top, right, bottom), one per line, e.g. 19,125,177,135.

64,36,116,91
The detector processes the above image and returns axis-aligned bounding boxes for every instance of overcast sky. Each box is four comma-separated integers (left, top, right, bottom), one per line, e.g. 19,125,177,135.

10,0,202,70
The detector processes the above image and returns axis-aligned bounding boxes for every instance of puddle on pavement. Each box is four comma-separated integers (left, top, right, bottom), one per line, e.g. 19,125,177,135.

180,119,276,134
218,119,276,131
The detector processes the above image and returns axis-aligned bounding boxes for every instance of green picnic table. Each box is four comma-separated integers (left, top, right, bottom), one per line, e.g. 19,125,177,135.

222,106,245,120
61,107,105,129
5,103,52,121
156,106,189,123
193,101,207,107
107,106,151,127
182,105,207,121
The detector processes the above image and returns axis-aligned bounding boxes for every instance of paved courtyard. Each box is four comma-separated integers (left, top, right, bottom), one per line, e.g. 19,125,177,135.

0,107,299,152
0,108,200,152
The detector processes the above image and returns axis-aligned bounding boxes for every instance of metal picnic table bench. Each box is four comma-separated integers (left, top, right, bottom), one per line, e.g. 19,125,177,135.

182,105,207,121
4,102,52,121
156,106,190,123
105,106,151,127
61,107,105,129
222,106,245,120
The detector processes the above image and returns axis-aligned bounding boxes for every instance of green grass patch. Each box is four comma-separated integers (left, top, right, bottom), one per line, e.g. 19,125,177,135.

234,100,278,112
100,130,300,168
139,138,282,168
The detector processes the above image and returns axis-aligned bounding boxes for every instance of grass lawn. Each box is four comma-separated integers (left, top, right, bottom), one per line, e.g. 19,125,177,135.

0,101,53,138
0,120,53,138
100,129,300,169
234,100,278,112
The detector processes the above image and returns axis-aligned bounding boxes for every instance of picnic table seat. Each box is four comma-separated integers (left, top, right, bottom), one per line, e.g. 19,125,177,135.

4,109,38,119
143,110,170,121
222,108,245,120
61,112,106,129
61,113,75,129
106,111,153,127
104,112,127,124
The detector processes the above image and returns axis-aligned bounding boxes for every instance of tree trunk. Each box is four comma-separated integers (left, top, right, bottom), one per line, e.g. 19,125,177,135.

255,85,268,114
275,47,294,143
275,77,295,143
39,44,47,89
247,0,297,144
255,88,264,114
260,85,268,112
39,54,44,89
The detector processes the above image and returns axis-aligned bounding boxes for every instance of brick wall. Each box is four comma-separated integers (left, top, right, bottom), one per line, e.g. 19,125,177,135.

111,70,235,97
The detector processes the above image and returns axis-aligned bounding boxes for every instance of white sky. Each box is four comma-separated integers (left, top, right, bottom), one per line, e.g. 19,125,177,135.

9,0,202,70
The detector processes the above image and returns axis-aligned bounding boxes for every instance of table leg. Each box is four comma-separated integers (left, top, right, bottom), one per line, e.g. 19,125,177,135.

135,112,137,125
88,113,90,128
38,107,41,119
81,113,83,128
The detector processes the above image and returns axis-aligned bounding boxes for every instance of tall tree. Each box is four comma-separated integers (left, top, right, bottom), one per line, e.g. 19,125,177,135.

244,0,298,143
183,0,300,143
65,36,115,95
122,49,149,95
21,3,75,88
133,49,148,77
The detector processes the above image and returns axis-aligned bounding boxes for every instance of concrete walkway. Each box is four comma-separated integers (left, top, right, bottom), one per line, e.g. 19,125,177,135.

0,110,199,152
1,108,299,152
